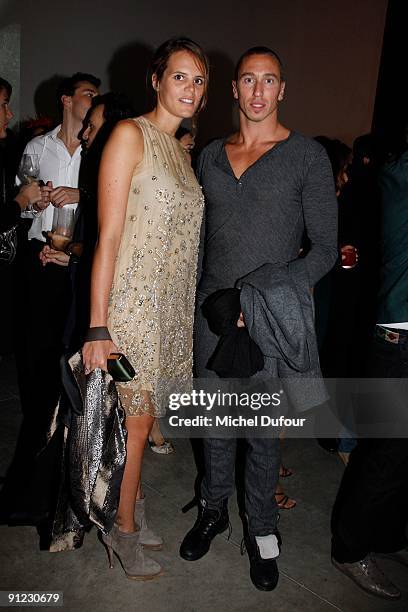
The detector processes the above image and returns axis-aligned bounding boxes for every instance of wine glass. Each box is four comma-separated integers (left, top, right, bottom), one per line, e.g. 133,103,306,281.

18,153,40,184
50,207,76,251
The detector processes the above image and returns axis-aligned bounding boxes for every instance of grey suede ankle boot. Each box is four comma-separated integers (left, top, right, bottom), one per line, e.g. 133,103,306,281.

101,525,162,580
135,497,163,550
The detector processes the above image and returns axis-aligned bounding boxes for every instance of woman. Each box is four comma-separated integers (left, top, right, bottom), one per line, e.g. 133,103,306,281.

0,77,43,354
83,37,208,580
0,77,43,233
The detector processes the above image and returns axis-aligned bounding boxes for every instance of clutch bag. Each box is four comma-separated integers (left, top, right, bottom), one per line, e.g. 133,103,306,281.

107,353,135,382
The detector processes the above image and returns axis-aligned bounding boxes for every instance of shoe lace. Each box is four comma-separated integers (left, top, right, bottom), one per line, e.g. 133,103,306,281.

196,508,232,540
197,510,220,537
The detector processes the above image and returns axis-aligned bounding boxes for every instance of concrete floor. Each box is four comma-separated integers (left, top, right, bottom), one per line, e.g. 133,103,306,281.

0,354,407,612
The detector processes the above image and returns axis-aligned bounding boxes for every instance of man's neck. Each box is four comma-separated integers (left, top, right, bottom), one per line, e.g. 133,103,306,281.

235,112,289,148
57,113,81,154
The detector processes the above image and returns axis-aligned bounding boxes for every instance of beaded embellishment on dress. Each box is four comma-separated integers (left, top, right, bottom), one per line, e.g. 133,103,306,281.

108,117,204,416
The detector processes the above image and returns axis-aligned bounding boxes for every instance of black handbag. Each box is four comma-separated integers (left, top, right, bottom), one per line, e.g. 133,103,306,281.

0,162,18,264
0,223,17,264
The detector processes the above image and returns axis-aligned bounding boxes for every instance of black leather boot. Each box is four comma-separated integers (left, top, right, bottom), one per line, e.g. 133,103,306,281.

241,532,281,591
179,498,230,561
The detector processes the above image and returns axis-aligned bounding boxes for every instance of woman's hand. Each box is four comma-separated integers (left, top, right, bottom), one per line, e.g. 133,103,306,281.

14,182,42,210
82,339,118,374
39,244,70,267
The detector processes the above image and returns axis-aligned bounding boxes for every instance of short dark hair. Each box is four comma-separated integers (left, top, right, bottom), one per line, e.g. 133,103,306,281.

149,37,209,115
234,46,284,82
353,133,375,163
79,91,134,143
0,77,12,98
90,92,135,125
57,72,100,110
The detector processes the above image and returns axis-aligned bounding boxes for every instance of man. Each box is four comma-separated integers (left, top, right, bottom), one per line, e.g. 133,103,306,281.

330,145,408,601
16,72,99,449
180,47,338,591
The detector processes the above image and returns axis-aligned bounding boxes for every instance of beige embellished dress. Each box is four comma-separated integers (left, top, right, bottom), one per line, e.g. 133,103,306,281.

108,117,204,417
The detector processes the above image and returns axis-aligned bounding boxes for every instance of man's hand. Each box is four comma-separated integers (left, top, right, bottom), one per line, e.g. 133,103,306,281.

37,181,53,211
237,311,246,327
50,186,80,207
39,244,70,267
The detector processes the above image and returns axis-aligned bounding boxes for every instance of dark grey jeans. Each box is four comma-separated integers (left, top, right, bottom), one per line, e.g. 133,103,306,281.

201,436,280,536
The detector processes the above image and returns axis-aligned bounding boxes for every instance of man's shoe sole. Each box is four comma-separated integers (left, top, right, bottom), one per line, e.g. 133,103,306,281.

179,521,229,561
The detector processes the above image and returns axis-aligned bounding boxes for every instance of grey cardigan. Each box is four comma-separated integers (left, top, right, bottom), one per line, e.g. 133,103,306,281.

238,263,328,411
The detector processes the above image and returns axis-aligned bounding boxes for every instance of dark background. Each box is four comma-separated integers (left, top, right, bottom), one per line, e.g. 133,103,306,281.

372,0,408,151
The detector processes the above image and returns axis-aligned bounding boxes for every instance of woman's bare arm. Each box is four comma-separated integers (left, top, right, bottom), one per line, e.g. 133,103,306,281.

83,119,143,372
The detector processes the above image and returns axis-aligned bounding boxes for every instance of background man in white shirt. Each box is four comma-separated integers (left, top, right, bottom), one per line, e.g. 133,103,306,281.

15,72,100,460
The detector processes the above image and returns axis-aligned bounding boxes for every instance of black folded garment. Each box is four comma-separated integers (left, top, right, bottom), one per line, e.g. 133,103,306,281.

202,288,264,378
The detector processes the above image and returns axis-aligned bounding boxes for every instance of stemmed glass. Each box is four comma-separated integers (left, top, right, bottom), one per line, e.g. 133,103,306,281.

18,154,43,218
18,153,40,184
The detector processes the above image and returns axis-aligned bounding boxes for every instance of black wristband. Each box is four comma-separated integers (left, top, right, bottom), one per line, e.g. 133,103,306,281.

84,326,112,342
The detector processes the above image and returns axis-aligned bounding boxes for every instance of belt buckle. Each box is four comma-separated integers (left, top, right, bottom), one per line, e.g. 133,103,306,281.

384,328,400,344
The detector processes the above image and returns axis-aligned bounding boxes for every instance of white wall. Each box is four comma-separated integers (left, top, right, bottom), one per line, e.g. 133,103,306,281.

0,23,20,126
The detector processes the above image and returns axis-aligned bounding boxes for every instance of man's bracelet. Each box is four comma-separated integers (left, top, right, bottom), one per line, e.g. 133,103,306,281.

84,327,112,342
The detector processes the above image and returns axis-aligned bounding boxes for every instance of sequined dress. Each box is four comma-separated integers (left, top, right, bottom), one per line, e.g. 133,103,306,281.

108,117,204,417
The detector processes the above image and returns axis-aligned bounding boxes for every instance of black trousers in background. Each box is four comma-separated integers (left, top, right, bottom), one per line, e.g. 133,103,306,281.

1,239,70,524
14,239,70,451
201,436,280,536
331,334,408,563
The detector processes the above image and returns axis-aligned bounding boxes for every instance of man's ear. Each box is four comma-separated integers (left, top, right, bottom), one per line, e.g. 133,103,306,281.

152,74,159,92
61,94,71,109
278,81,286,102
232,80,238,100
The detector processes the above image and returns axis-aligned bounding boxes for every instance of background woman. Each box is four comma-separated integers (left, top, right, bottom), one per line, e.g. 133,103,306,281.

0,77,44,355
